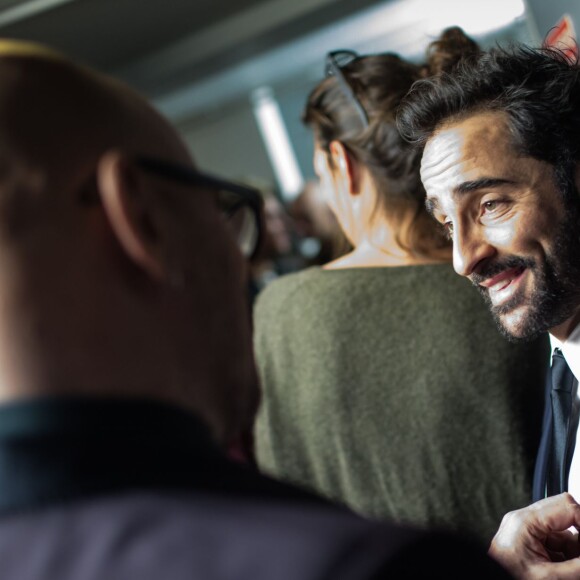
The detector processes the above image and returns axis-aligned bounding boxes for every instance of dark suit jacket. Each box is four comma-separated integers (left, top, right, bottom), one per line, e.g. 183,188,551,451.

0,397,511,579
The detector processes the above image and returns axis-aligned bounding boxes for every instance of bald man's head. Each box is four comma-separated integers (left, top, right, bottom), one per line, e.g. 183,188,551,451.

0,41,259,445
0,43,191,240
0,43,189,175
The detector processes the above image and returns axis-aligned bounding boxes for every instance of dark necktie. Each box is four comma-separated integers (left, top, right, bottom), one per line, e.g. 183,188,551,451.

547,348,576,496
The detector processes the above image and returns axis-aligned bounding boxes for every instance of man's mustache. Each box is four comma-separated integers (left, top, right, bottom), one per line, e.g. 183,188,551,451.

469,256,535,287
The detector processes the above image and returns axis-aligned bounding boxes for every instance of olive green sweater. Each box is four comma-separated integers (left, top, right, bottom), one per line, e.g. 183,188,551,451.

254,265,549,542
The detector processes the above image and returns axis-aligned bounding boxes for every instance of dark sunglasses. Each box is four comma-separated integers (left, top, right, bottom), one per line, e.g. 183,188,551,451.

325,50,369,128
136,156,263,259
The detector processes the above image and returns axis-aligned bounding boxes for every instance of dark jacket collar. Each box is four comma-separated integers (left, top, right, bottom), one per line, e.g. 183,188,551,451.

0,396,228,514
0,396,325,515
0,396,214,441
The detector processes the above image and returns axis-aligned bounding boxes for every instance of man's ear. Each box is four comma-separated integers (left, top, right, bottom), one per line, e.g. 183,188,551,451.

97,151,165,281
329,140,361,195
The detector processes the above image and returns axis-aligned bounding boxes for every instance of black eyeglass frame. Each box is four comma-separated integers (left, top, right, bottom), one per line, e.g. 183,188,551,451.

136,156,263,259
325,50,369,128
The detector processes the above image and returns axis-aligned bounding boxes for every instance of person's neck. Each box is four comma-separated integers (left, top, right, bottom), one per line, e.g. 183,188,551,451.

324,239,444,270
0,331,230,444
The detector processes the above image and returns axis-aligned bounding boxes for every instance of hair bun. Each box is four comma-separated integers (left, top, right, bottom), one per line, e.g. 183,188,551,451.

426,26,480,75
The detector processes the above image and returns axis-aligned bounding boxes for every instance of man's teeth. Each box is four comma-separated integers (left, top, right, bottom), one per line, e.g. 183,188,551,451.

490,270,520,292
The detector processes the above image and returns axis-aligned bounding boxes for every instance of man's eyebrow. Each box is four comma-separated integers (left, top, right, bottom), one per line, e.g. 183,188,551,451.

425,177,515,218
455,177,515,194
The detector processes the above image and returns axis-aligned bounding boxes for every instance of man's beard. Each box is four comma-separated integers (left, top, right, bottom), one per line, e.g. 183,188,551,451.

469,212,580,342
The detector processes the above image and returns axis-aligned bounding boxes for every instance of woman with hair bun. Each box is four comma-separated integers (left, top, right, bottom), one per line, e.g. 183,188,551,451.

253,28,548,542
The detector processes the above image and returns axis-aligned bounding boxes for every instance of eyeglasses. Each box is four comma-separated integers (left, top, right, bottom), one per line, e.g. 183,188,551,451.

136,156,263,259
325,50,369,128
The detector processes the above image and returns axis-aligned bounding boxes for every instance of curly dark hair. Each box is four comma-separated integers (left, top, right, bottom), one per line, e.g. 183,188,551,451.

303,27,479,259
397,45,580,204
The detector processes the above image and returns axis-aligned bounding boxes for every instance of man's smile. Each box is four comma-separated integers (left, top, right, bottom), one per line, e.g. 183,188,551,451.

478,266,527,307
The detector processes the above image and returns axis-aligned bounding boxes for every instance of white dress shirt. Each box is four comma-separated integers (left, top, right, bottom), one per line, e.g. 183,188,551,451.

550,324,580,499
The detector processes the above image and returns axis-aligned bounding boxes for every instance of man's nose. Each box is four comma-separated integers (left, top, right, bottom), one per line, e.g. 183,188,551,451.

452,221,495,277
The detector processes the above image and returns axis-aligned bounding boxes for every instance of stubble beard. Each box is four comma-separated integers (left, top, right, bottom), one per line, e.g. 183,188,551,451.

470,212,580,342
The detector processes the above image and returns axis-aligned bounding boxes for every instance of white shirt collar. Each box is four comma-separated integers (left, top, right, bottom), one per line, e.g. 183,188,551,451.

550,323,580,382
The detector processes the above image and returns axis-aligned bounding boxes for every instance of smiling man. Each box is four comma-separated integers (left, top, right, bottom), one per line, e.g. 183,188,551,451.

398,45,580,578
421,111,580,343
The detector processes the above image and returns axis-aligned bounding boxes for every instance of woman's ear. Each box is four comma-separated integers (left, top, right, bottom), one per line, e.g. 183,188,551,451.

329,140,361,195
97,150,165,281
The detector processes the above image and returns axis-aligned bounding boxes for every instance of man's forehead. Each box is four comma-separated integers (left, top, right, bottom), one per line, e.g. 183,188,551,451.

421,126,466,183
423,113,510,169
421,112,513,207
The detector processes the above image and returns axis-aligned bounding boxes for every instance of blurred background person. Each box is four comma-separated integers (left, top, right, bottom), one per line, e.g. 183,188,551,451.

290,179,351,266
253,28,549,543
247,179,349,302
247,182,299,300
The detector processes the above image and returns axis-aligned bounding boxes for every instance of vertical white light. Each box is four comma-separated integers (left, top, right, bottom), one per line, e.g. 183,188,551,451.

251,86,304,201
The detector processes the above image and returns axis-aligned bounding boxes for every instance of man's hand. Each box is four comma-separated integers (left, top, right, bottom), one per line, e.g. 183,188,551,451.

489,493,580,579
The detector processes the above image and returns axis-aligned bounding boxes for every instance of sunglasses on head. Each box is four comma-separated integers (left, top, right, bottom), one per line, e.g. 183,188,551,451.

325,50,369,128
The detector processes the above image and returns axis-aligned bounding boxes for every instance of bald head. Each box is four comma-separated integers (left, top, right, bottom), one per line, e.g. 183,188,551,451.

0,43,189,175
0,41,258,444
0,42,193,244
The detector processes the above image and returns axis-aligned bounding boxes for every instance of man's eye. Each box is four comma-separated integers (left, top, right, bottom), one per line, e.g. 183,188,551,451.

482,200,501,213
480,199,512,223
